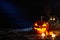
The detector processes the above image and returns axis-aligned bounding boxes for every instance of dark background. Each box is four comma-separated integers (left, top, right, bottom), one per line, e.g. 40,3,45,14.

0,0,60,29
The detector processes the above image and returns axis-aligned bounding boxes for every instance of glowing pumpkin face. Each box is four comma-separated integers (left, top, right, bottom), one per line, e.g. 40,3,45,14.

33,20,49,34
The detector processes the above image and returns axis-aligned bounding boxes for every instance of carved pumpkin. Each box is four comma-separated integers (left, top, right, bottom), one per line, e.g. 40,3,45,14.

33,20,49,34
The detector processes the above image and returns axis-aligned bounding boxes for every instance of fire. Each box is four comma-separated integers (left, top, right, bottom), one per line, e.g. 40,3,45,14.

51,34,56,38
42,23,47,27
41,33,45,36
33,19,57,38
34,27,46,33
46,31,48,35
34,23,38,26
33,20,49,35
41,33,45,38
49,31,54,35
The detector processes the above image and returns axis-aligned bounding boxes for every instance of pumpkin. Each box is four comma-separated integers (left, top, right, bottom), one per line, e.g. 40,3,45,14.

33,20,49,34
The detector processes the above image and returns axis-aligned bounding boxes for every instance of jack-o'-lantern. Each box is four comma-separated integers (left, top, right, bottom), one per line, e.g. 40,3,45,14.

48,16,58,23
33,20,49,35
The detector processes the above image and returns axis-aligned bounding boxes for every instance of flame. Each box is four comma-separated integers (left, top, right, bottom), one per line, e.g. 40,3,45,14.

34,27,46,33
34,23,38,26
51,34,56,37
42,23,47,27
49,31,54,35
41,33,45,38
46,31,48,35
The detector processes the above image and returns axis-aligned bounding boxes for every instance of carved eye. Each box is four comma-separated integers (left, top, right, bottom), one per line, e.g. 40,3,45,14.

53,17,55,21
50,18,52,20
42,23,47,27
34,23,38,26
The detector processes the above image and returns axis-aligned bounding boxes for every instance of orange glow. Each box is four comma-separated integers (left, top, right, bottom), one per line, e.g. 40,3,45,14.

51,34,56,37
46,31,48,35
41,33,45,38
42,23,47,27
37,28,41,31
49,31,54,35
33,20,49,35
34,27,46,33
41,28,46,32
34,23,38,26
